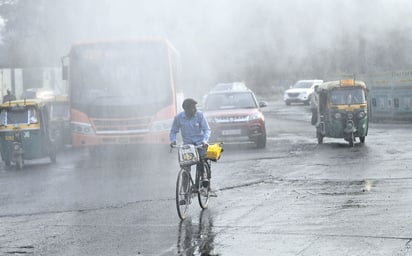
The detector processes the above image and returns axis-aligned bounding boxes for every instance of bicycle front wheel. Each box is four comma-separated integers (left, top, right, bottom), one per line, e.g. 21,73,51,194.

176,167,192,220
198,162,210,209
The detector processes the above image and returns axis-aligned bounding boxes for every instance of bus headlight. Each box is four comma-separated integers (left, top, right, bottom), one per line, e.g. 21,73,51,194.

151,119,172,132
71,122,95,134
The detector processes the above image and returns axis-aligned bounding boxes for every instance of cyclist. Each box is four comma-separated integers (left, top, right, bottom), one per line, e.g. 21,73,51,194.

170,98,211,196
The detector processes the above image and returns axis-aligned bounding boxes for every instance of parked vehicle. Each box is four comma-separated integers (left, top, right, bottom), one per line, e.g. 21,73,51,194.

0,99,61,169
203,87,267,148
284,79,323,105
315,79,369,146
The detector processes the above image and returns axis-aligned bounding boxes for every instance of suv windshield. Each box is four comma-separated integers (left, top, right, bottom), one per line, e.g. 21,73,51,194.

205,92,257,111
293,81,314,89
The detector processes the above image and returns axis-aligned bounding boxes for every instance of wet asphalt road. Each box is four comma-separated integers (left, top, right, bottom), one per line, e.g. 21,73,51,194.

1,99,412,255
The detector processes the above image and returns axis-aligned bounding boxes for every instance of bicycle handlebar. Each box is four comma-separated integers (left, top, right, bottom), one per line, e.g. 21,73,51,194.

171,142,223,148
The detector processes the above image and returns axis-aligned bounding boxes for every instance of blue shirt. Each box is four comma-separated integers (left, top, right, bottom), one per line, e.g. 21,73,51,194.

169,111,211,145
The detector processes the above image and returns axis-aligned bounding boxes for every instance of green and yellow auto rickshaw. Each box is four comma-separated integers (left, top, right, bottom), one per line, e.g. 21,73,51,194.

315,79,369,146
46,95,71,149
0,99,60,169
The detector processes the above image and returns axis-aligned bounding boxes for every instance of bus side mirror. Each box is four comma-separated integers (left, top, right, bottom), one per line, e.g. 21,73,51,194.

62,66,68,80
61,55,69,80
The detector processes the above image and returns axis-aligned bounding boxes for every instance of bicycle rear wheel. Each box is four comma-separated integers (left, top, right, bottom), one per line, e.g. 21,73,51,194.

176,167,192,220
198,162,210,209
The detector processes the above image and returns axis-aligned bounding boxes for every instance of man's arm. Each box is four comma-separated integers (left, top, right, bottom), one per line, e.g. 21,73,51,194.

200,113,211,143
169,115,180,143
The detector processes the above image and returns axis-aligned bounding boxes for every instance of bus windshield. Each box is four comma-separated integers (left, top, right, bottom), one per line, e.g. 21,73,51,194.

70,42,172,108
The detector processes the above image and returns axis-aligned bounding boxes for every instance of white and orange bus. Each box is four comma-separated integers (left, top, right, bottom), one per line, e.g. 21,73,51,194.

62,38,182,148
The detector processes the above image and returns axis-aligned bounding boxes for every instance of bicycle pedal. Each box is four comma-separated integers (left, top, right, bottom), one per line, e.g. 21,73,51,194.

201,180,209,187
191,186,199,193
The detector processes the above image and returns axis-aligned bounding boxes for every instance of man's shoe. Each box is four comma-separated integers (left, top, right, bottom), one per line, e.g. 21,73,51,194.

209,190,218,197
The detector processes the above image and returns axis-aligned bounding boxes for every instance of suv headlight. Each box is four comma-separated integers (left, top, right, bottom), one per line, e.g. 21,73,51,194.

207,117,216,123
249,112,262,121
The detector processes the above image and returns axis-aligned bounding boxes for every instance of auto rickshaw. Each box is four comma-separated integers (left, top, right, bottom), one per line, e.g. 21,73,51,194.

0,99,59,169
315,79,369,146
45,95,71,149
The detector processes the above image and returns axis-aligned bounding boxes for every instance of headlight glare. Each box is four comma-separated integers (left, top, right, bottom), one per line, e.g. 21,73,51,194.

358,111,366,119
334,112,342,119
249,113,261,121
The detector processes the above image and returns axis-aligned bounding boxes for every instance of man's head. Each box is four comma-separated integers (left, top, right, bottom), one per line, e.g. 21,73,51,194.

6,89,11,95
182,98,197,118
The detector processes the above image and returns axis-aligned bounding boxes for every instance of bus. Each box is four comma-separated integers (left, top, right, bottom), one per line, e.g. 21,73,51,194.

61,38,182,148
359,70,412,122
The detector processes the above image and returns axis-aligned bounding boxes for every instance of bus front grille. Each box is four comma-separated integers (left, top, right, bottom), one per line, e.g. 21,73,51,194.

91,117,151,134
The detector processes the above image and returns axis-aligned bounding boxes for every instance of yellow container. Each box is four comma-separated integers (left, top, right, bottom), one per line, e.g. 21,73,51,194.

206,143,223,161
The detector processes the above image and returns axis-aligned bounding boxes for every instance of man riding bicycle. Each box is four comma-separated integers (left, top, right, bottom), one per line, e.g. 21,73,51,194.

170,98,211,192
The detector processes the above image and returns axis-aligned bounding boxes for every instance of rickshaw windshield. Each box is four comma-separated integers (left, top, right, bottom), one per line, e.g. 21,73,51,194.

0,107,38,125
330,88,366,105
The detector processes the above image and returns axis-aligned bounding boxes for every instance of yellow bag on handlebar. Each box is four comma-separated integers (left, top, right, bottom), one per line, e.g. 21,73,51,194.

206,143,223,161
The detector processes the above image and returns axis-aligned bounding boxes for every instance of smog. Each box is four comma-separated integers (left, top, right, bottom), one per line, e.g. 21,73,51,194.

1,1,412,255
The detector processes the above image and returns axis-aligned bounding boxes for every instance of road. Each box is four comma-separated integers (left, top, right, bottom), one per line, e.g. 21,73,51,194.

1,99,412,256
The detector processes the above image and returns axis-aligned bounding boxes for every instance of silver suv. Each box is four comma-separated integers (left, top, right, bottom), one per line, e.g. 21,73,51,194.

284,80,323,105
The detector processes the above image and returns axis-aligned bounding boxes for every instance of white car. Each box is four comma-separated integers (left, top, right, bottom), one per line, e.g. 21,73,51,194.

284,79,323,105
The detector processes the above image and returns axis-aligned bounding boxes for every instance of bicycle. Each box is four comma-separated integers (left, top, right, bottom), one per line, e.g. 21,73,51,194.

171,143,223,220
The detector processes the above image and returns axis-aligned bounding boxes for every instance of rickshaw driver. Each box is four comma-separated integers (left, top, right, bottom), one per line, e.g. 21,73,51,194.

169,98,212,194
310,85,320,126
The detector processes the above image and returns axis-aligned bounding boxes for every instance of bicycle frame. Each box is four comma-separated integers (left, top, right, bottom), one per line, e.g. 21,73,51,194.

173,144,211,220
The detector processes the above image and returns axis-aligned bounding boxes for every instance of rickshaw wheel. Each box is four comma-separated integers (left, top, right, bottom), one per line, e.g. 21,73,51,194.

316,130,323,144
50,152,57,163
16,156,23,170
49,143,57,163
348,133,355,147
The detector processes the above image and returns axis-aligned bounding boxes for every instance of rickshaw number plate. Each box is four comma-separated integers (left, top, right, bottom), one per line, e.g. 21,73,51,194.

5,135,14,141
222,129,241,135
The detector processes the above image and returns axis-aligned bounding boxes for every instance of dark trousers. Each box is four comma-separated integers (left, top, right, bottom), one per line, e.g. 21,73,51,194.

311,108,318,125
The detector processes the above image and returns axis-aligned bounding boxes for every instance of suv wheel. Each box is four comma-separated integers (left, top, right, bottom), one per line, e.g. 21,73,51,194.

255,134,266,149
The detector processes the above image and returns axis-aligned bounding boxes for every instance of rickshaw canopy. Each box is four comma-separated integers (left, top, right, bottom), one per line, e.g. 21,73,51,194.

318,79,367,91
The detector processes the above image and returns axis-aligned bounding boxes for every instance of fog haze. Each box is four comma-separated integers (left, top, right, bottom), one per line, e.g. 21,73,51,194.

1,0,412,94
